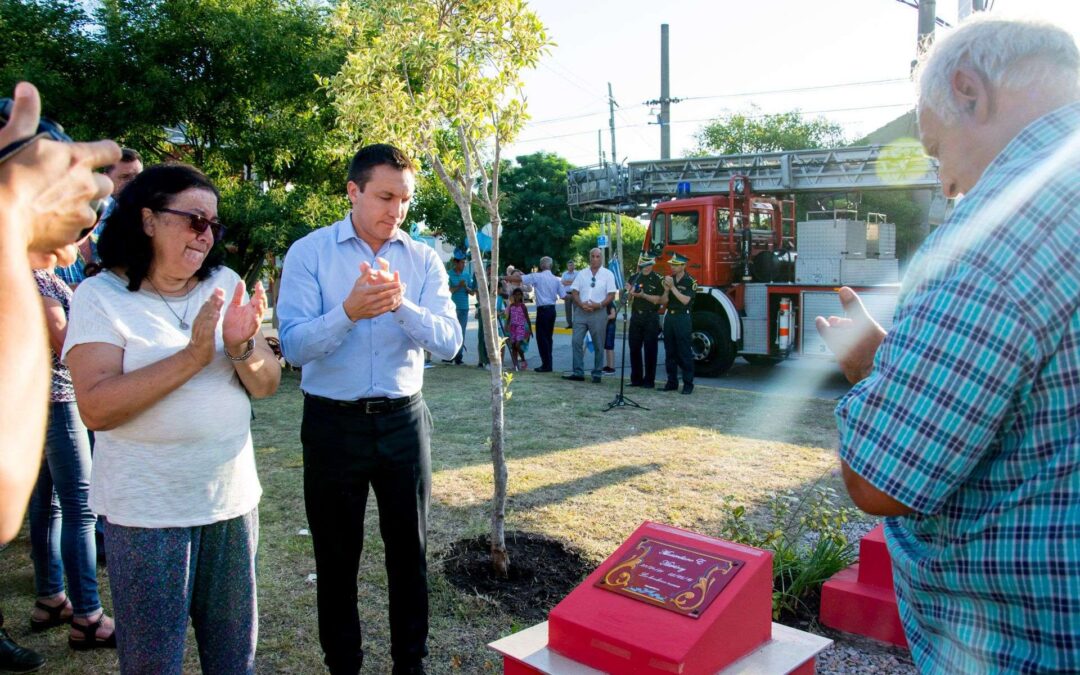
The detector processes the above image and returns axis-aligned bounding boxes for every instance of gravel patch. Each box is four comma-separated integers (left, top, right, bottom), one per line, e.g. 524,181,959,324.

813,626,916,674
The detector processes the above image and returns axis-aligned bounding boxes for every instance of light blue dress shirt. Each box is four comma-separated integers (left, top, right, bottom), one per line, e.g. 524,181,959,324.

519,270,564,306
277,215,462,399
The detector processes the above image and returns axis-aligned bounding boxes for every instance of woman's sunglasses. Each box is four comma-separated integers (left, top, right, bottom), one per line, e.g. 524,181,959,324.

156,208,226,240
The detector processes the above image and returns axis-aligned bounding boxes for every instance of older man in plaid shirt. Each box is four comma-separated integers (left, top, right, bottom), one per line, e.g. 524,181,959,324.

817,16,1080,673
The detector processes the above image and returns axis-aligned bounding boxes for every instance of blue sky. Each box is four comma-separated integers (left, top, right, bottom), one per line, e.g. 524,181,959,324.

505,0,1080,166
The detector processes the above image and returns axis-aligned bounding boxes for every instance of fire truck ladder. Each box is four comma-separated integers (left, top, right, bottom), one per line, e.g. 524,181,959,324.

567,144,940,211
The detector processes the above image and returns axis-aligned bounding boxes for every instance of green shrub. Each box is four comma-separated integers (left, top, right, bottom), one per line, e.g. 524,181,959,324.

716,484,860,621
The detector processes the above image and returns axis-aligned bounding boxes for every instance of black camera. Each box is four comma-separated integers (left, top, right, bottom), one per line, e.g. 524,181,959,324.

0,98,107,239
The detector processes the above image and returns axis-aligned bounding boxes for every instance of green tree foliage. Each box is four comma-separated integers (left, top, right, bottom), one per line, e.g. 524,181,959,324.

499,152,577,270
327,0,550,577
569,217,646,276
0,0,97,134
692,106,847,156
0,0,349,283
409,168,490,247
856,191,926,260
690,105,930,259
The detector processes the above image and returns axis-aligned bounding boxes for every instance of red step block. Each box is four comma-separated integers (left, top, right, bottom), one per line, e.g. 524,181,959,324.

819,525,907,647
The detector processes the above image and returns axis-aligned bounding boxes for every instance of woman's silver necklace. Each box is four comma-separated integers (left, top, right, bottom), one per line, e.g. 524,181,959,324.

146,278,192,330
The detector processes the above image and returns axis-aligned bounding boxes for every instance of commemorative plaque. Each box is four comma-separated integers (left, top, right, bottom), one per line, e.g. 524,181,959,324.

548,521,773,675
595,536,744,617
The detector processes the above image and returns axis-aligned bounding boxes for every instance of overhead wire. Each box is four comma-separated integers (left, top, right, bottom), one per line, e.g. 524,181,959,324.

523,76,911,128
513,102,913,146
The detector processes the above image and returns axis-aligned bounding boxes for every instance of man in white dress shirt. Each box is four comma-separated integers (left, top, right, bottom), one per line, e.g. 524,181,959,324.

564,248,617,383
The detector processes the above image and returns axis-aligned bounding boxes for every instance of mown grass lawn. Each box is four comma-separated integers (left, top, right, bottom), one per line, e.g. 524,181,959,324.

0,364,862,673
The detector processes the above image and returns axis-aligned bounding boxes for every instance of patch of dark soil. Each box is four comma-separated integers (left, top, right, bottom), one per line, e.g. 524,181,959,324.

440,531,593,621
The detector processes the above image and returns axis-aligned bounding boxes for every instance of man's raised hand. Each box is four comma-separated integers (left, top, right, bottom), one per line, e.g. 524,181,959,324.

814,286,887,384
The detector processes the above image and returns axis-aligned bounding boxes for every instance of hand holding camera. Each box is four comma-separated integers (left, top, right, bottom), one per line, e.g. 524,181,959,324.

0,82,120,252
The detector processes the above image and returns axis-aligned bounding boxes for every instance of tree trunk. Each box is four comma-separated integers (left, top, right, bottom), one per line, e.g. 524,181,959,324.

461,210,510,579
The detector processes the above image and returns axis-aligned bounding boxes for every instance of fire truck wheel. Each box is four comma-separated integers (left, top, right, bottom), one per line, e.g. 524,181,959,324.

691,311,736,377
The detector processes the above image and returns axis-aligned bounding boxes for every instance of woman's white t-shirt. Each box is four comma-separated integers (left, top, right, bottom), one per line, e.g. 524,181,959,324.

62,267,262,528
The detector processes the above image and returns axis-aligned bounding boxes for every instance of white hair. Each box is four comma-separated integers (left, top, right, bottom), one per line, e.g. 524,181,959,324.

539,256,552,270
915,14,1080,122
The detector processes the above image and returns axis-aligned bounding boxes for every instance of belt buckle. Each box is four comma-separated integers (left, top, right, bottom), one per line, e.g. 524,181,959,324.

364,400,383,414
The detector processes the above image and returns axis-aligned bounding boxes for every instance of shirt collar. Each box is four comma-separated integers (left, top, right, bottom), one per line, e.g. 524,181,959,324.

982,101,1080,179
334,213,411,250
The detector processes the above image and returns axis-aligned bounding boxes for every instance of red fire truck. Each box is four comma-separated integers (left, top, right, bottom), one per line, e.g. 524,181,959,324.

567,146,942,376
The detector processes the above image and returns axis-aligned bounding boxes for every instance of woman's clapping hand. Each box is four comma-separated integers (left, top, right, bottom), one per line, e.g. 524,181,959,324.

185,288,225,367
222,280,267,355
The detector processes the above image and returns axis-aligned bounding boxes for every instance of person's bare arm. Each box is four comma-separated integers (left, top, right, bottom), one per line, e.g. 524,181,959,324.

0,82,118,543
0,216,49,543
41,295,67,355
67,290,226,431
841,460,913,517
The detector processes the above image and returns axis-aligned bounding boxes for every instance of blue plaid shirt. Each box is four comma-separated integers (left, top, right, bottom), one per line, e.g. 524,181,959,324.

837,102,1080,673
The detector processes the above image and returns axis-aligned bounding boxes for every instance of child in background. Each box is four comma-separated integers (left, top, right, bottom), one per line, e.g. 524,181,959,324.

603,300,617,374
504,288,533,371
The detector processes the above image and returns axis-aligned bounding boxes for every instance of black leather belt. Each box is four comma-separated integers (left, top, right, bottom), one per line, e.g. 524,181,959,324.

304,392,421,414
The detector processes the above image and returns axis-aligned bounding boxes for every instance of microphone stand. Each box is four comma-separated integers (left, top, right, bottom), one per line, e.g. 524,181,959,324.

605,290,647,412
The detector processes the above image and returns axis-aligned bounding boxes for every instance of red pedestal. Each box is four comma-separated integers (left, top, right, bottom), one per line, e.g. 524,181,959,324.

548,521,773,674
819,525,908,647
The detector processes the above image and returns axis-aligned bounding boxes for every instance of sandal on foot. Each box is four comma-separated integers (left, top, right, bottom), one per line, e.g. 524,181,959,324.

29,598,72,633
68,616,116,651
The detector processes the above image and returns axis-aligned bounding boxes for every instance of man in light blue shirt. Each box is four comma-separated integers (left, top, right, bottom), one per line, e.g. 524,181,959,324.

278,144,461,675
504,255,562,372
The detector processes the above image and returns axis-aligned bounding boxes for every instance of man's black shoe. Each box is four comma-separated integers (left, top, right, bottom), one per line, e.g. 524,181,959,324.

391,663,426,675
562,374,585,381
681,383,694,395
0,629,45,673
592,376,602,383
534,367,552,373
440,359,455,364
453,359,463,365
663,382,679,391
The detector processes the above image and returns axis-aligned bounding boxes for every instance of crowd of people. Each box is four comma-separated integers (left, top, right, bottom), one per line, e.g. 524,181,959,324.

0,13,1077,675
455,247,699,396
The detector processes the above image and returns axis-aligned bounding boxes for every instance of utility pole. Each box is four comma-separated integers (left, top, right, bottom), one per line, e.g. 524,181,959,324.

645,24,681,160
958,0,985,22
917,0,937,56
607,82,617,171
660,24,671,159
607,82,623,274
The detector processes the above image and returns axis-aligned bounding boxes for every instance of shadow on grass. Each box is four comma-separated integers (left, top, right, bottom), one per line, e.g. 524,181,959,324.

418,364,839,472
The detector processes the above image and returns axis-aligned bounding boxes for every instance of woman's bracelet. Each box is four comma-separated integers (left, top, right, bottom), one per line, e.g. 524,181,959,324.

225,337,255,362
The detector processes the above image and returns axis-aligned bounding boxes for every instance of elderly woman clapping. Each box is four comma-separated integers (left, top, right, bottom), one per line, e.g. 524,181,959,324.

64,163,279,674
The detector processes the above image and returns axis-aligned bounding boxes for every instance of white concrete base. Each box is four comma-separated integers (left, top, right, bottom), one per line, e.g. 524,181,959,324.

488,621,832,674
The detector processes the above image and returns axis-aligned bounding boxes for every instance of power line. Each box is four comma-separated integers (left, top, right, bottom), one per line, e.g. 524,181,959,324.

677,77,910,103
522,76,912,128
513,102,913,145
